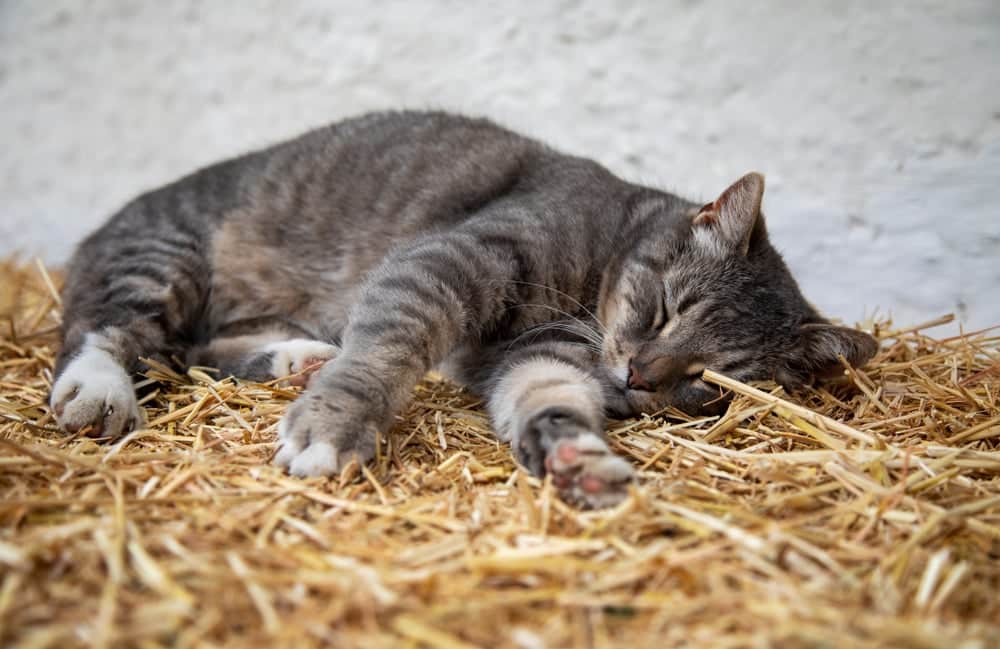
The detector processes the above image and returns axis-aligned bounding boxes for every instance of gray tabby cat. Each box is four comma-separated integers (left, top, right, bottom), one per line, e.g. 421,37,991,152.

49,111,877,508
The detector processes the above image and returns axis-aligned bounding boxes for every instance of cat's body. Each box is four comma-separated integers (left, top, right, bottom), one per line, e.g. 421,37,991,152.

50,111,877,508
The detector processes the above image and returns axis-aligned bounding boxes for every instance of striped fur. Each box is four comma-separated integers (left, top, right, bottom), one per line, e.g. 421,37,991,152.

49,111,877,507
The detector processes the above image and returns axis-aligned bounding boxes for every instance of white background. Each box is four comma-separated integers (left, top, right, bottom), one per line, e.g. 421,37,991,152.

2,1,998,329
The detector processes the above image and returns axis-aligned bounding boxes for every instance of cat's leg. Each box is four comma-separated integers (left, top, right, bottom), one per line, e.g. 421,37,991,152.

482,341,635,509
51,228,210,438
190,330,339,387
274,230,518,477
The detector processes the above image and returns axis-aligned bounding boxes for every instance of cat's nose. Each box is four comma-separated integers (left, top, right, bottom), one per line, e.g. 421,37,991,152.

627,360,654,391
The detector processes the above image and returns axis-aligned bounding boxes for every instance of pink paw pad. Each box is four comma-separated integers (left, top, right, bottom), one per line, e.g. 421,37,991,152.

580,475,605,494
543,434,635,509
287,357,329,387
556,442,579,463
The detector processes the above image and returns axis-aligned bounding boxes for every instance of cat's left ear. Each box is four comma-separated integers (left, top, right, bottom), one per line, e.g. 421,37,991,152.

692,172,765,256
776,323,879,387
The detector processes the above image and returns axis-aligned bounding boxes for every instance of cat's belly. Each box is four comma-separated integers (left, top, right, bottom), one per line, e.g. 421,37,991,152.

207,219,362,340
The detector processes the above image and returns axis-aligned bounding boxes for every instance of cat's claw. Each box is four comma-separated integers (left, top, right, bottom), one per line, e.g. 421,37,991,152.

544,433,634,509
50,343,143,438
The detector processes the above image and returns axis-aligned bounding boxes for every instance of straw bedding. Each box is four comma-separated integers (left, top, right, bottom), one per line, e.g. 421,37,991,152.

1,258,998,649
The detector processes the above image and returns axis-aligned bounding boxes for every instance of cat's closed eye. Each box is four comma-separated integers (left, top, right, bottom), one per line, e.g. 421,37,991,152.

676,294,698,316
650,289,668,332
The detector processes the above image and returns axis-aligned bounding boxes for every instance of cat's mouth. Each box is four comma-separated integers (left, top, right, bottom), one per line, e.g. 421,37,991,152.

602,379,650,420
602,366,734,419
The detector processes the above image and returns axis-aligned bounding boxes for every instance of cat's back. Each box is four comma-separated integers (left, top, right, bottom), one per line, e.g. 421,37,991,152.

95,111,539,232
209,110,550,263
245,110,545,230
205,111,550,331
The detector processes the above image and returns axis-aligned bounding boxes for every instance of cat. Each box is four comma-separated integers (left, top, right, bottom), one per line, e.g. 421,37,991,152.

48,111,878,508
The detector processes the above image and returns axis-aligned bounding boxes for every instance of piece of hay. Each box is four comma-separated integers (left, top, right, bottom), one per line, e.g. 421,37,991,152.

1,258,998,648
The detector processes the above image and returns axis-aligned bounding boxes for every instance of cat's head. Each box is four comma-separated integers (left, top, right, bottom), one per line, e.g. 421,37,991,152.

598,172,878,417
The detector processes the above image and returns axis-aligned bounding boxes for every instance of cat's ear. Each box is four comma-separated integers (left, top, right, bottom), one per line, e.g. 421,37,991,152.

692,172,765,256
776,323,879,388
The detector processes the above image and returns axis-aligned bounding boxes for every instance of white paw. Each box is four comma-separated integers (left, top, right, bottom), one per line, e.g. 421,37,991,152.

50,340,143,438
272,393,376,477
288,441,342,477
265,339,339,387
273,415,306,468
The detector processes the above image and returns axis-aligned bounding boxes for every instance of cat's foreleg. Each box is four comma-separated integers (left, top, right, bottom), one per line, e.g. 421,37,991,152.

274,232,515,477
485,341,635,509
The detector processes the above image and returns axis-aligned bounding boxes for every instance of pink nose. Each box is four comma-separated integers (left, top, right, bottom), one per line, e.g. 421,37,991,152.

627,361,653,391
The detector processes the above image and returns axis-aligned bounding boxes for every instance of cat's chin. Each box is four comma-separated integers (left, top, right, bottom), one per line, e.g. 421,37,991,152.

601,376,667,420
603,383,733,420
602,391,644,420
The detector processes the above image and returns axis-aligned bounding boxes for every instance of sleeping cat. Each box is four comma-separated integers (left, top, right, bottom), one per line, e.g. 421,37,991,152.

48,111,877,508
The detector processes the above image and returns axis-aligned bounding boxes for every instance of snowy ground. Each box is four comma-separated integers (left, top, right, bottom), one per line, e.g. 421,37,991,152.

2,1,998,329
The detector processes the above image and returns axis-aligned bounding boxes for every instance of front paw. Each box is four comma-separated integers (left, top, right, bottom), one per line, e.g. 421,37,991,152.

273,393,377,478
545,433,634,509
516,406,634,509
50,345,143,438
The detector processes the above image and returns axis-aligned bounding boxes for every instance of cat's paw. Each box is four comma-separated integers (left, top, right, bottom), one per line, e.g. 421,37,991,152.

273,392,376,477
50,345,143,438
545,433,634,510
516,406,634,509
265,339,340,387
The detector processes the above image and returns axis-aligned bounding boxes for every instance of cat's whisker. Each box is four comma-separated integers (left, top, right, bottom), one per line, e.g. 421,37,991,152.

527,320,603,346
504,320,604,356
490,279,607,334
504,323,603,355
505,302,605,343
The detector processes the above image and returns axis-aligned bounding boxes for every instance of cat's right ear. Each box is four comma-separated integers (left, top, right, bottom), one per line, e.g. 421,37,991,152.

691,172,765,256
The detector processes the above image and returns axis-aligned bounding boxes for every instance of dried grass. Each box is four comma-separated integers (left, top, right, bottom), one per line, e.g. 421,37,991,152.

1,258,998,648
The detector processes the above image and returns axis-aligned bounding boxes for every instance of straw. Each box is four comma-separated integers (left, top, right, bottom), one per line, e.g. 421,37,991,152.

0,258,997,648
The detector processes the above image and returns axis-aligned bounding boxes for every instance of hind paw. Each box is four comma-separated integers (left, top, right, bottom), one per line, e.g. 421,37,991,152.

266,339,339,387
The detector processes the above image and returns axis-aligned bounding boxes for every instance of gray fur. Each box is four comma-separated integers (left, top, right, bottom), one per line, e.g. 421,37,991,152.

50,111,877,498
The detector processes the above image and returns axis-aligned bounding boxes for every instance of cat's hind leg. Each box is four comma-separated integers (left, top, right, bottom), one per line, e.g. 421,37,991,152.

187,326,339,469
482,342,635,509
52,222,211,438
50,332,145,438
189,330,339,387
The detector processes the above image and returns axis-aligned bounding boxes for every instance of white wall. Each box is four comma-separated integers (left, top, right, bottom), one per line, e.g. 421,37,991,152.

2,0,998,328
